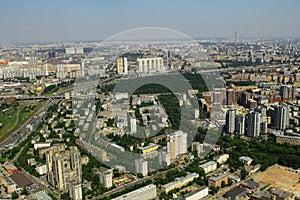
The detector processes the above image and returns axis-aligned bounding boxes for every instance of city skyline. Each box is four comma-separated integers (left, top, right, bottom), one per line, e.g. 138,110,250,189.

0,0,300,43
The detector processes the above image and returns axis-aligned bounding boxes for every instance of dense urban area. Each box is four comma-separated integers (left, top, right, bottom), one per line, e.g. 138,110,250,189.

0,38,300,200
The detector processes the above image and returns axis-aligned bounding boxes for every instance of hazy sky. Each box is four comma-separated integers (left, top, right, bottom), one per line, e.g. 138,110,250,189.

0,0,299,43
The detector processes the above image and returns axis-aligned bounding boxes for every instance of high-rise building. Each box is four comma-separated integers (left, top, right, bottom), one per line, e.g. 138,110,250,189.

52,152,69,192
191,142,204,157
45,64,49,76
65,47,84,55
212,88,226,111
280,85,296,101
226,108,236,134
57,64,67,79
28,57,38,66
247,111,261,138
117,57,128,74
99,169,113,188
258,107,268,134
167,131,188,160
274,103,290,130
130,117,137,133
70,147,82,183
235,114,246,136
260,108,268,134
227,89,237,105
48,51,56,58
69,181,83,200
194,109,199,119
158,151,171,167
137,57,163,73
135,158,148,176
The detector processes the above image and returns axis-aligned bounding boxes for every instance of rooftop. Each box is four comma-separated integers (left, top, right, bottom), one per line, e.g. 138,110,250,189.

242,180,259,189
10,172,34,188
199,161,217,168
223,187,247,199
162,173,199,189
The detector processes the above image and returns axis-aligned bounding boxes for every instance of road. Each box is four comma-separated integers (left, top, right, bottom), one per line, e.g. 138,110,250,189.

0,99,58,150
93,162,190,199
21,169,61,199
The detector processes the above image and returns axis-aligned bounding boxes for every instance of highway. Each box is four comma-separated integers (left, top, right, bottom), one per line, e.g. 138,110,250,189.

0,99,59,150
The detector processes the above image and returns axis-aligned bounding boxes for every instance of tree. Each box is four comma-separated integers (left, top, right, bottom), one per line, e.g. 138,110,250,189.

241,167,249,180
210,186,220,195
221,180,227,188
137,173,143,178
11,192,19,199
21,187,28,195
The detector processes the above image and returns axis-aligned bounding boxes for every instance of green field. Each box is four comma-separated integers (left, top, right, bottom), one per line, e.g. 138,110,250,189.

0,101,40,141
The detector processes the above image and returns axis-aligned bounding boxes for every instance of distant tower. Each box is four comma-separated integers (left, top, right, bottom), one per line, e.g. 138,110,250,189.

235,30,237,42
117,57,128,74
45,64,49,76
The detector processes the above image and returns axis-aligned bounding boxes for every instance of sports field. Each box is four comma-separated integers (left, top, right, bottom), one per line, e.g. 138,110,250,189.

253,164,300,197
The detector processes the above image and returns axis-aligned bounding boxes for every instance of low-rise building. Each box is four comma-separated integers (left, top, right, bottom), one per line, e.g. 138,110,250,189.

214,154,229,164
34,142,51,150
112,184,157,200
35,164,47,175
250,188,294,200
31,189,53,200
239,156,253,166
208,174,228,188
241,180,259,190
137,143,159,154
162,173,199,194
2,163,18,175
3,176,17,193
223,187,247,200
272,131,300,145
27,158,37,166
199,161,217,174
177,186,209,200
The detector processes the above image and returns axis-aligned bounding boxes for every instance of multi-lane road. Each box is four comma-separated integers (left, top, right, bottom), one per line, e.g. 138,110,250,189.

0,99,58,151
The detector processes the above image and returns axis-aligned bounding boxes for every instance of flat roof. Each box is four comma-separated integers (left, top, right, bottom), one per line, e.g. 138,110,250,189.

272,131,300,139
10,172,34,188
32,190,52,200
239,156,252,161
209,174,228,181
112,184,156,200
242,180,259,188
184,186,208,198
223,187,247,198
3,163,17,170
162,173,199,189
199,161,217,168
